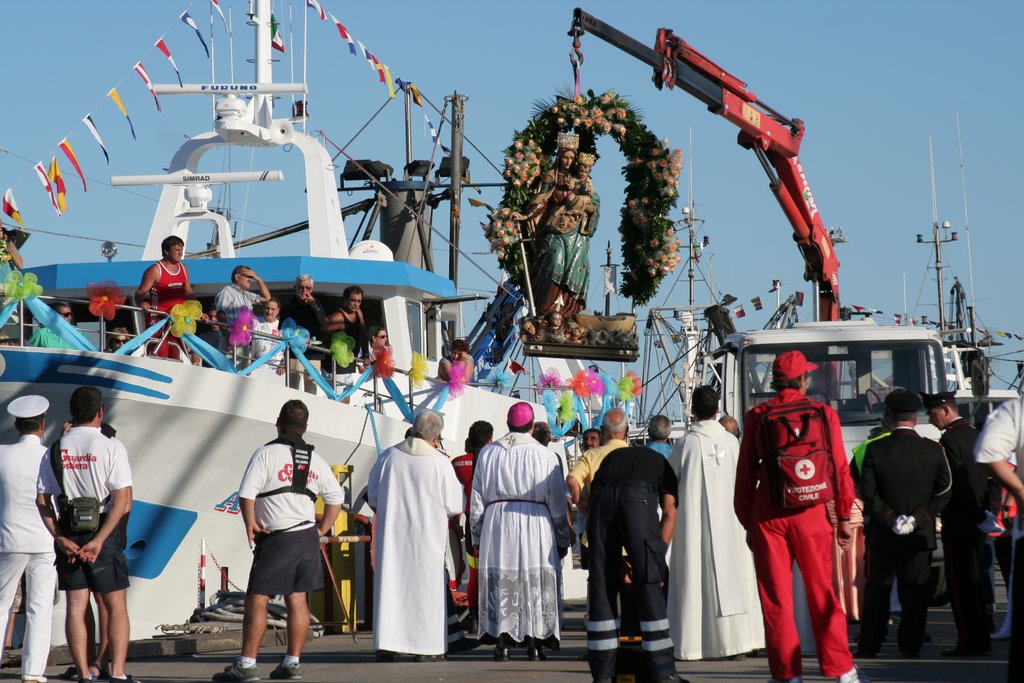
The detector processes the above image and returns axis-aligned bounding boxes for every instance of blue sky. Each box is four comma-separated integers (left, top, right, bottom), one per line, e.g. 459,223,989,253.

2,1,1022,384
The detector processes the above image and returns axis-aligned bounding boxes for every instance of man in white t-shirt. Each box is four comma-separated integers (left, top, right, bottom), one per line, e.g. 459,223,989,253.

212,400,343,682
0,395,56,683
974,396,1024,683
36,386,135,683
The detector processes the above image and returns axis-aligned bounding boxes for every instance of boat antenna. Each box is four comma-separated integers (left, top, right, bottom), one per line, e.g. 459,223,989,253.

955,112,978,343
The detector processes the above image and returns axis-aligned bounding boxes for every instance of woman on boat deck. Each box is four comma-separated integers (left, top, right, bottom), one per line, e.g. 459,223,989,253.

135,235,193,360
438,338,474,382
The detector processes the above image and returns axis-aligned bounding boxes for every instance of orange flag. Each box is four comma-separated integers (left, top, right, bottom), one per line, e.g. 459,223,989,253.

59,138,87,192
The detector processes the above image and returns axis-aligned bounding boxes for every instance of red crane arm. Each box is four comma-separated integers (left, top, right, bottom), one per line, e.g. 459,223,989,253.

571,8,840,321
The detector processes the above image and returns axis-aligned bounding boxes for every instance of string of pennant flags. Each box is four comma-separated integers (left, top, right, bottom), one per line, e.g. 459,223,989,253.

729,288,1024,340
2,0,441,233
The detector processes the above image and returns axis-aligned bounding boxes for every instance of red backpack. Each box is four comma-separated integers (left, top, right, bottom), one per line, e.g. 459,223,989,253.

760,399,836,509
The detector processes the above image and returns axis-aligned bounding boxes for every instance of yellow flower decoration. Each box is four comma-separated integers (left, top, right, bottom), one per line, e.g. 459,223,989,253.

409,352,428,388
169,300,203,338
3,271,43,306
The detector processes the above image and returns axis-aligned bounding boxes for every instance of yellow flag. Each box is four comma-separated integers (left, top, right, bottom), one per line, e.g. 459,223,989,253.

48,157,68,212
383,65,396,99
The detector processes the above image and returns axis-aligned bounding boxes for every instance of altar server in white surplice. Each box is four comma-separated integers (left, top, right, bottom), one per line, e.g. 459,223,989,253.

471,402,570,662
667,385,764,660
367,410,464,659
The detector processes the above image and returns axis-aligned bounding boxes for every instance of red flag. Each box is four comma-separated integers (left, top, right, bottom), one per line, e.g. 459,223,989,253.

509,360,526,375
134,62,161,112
794,291,805,307
59,138,87,192
155,38,183,87
734,306,746,319
2,189,23,229
894,313,902,325
329,13,357,55
34,162,61,217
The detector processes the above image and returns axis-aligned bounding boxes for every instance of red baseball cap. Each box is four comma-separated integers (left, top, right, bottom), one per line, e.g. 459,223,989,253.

772,350,818,380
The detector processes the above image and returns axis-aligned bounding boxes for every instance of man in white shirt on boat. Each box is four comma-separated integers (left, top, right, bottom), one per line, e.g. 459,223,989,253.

0,394,57,683
667,385,763,661
367,410,464,662
212,400,343,682
36,386,136,683
214,265,271,352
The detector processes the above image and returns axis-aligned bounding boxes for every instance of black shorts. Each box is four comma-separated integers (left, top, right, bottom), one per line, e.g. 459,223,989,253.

56,522,130,594
247,525,323,596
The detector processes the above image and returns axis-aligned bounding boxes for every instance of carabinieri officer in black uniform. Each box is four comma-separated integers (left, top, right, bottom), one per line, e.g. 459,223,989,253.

857,389,951,659
923,390,993,656
585,445,683,683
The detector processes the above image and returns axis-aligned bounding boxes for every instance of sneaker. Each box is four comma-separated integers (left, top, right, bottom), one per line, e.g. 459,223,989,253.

22,676,48,682
268,664,301,680
837,668,870,683
212,661,260,682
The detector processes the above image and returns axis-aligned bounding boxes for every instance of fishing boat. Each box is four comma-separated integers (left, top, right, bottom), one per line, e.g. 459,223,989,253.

0,0,536,644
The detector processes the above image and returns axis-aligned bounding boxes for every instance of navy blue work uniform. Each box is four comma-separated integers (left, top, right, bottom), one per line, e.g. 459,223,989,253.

585,446,679,683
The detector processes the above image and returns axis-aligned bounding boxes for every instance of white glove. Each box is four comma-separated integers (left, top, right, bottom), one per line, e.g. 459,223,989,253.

977,510,1005,534
892,514,916,536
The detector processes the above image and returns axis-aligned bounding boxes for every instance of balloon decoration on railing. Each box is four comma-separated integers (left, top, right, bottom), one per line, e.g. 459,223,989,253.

539,367,562,389
570,370,593,398
372,347,396,381
483,363,515,391
330,332,356,368
446,358,470,398
558,391,576,424
3,270,42,305
617,371,644,402
168,300,203,338
409,352,428,388
87,281,126,321
228,308,256,347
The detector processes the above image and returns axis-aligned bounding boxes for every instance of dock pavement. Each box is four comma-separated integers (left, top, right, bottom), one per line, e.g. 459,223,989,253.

2,599,1009,682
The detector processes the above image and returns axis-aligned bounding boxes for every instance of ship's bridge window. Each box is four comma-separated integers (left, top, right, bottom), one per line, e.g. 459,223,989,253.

742,340,945,425
407,300,423,355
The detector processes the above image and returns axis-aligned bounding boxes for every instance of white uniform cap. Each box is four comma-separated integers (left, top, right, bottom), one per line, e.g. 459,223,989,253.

7,395,49,419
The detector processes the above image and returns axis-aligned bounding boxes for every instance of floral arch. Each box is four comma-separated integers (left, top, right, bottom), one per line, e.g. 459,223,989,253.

483,90,684,306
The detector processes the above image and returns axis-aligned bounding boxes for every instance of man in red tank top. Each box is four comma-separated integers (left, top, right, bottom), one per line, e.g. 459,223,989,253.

135,236,192,359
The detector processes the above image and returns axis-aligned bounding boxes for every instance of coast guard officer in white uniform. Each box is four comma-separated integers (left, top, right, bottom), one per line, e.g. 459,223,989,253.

0,395,57,682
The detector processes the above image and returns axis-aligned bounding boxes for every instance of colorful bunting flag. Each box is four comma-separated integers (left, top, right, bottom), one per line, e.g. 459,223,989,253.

48,157,68,212
82,115,110,164
329,13,357,55
751,296,762,311
107,88,136,139
306,0,326,21
2,189,23,229
794,291,805,307
133,62,162,112
155,38,183,87
424,115,451,154
369,53,386,84
409,84,423,107
210,0,228,31
357,40,374,70
270,15,286,53
58,138,87,192
734,306,746,319
181,11,209,58
382,64,396,98
509,360,527,375
894,313,902,325
34,162,61,217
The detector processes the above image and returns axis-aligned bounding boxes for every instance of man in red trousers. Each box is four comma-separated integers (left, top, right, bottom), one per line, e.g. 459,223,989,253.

734,350,868,683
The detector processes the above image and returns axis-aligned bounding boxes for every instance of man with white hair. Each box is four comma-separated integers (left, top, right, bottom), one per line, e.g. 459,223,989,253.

367,410,464,662
279,275,330,394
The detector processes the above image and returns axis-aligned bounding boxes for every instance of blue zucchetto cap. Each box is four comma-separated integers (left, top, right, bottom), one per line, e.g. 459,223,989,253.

884,389,923,412
7,395,49,419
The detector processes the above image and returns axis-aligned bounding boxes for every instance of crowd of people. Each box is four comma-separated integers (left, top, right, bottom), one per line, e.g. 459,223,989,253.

3,348,1023,683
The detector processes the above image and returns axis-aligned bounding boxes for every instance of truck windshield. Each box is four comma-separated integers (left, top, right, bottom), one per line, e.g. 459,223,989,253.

741,341,945,424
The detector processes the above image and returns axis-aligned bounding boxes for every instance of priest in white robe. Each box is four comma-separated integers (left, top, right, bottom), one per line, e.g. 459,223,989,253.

667,386,764,660
367,410,464,659
471,402,570,661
